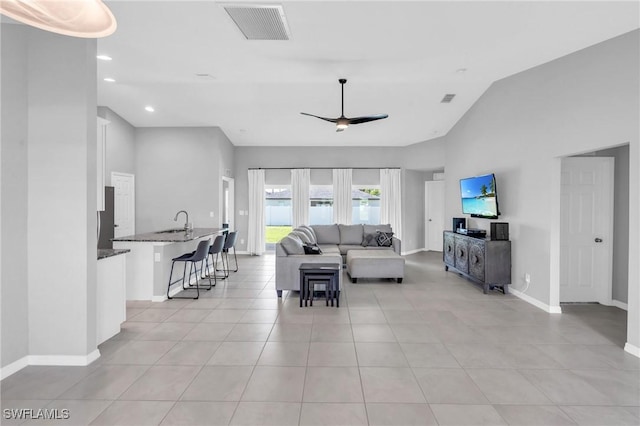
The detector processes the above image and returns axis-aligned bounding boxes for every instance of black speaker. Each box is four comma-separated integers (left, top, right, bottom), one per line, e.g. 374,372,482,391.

491,222,509,241
453,217,466,232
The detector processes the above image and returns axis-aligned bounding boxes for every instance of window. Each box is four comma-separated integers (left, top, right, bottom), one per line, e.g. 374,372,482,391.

352,187,380,224
265,186,292,245
309,185,333,225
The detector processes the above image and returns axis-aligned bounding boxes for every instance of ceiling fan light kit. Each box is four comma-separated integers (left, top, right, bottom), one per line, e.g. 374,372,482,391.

0,0,117,38
301,78,388,132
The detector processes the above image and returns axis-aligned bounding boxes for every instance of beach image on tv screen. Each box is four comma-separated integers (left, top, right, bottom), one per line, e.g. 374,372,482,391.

461,174,498,217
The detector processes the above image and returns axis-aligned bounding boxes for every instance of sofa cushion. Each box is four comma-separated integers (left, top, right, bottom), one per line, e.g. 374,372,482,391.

339,224,364,245
318,244,341,255
280,234,305,255
291,230,312,244
299,225,317,243
311,224,340,244
338,244,366,255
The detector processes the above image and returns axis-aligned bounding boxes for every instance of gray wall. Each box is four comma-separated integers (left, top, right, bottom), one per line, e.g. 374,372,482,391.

233,141,446,253
98,106,136,178
443,30,639,347
134,127,235,233
595,145,630,304
1,25,99,370
1,24,29,370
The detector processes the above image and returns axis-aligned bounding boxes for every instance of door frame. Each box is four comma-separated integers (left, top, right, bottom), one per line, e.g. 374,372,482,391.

111,172,135,237
551,155,615,310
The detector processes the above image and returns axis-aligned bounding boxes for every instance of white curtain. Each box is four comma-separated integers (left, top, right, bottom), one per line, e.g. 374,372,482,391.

333,168,352,224
247,169,265,255
380,168,402,241
291,168,310,227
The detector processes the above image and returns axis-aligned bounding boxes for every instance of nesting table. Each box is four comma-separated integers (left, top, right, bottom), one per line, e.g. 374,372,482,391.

299,263,341,307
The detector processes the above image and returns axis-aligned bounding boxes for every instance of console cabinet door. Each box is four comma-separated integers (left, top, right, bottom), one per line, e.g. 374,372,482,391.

454,235,469,273
443,232,455,267
469,240,485,282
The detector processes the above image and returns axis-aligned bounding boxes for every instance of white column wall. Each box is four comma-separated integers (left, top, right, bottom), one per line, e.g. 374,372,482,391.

26,31,98,359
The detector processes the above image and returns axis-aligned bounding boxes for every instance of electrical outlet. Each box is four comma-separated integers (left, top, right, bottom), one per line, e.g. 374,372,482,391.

209,211,214,217
240,239,245,244
524,273,531,284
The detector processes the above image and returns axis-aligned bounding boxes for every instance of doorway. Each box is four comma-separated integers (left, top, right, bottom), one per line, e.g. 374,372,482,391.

425,180,445,251
559,157,614,304
221,176,235,231
111,172,135,238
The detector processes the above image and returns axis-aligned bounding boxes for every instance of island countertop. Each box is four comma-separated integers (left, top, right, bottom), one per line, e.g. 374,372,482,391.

97,248,131,260
112,227,224,243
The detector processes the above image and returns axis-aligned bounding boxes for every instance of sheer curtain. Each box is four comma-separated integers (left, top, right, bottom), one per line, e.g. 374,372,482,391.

380,168,402,241
333,168,352,224
247,169,265,255
291,168,310,227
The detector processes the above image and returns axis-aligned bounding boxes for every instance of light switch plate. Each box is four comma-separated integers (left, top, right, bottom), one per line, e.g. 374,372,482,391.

154,253,161,262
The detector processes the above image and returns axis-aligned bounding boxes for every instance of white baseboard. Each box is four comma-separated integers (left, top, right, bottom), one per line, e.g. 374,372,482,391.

624,342,640,358
611,300,628,311
509,287,562,314
1,350,101,381
402,248,424,256
29,349,101,367
0,356,29,380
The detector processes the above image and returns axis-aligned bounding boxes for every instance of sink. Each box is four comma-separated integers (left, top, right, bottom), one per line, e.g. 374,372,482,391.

158,228,186,234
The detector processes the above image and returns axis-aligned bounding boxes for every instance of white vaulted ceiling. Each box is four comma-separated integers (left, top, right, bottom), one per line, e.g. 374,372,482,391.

97,1,639,146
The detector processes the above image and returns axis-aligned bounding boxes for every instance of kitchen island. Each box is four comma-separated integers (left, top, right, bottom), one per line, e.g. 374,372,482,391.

113,228,224,301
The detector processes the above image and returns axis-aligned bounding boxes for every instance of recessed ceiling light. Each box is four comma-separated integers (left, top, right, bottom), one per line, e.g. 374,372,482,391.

144,106,155,112
97,55,112,61
103,77,116,83
456,68,467,73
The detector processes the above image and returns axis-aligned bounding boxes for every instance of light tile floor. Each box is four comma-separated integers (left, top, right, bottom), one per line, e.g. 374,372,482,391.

2,252,639,425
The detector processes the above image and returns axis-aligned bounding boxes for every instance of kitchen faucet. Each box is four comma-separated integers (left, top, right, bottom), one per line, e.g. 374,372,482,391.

174,210,192,231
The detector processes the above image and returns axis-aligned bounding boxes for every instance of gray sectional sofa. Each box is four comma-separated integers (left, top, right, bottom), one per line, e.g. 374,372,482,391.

275,224,401,297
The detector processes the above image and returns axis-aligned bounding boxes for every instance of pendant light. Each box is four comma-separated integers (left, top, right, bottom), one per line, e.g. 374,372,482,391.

0,0,117,38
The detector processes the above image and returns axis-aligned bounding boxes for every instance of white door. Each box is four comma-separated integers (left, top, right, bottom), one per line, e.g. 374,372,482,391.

111,172,135,238
560,157,614,303
221,177,235,230
425,180,445,251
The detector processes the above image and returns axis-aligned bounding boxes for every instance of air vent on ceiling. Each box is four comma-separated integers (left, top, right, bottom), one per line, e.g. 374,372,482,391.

222,4,291,40
441,94,456,103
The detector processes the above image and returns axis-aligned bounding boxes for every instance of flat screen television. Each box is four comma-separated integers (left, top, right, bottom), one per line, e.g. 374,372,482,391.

460,173,500,219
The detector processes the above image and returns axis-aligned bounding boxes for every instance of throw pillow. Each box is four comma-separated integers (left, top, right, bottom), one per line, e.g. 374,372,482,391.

361,233,378,247
303,243,323,255
280,234,305,255
291,230,312,244
375,231,394,247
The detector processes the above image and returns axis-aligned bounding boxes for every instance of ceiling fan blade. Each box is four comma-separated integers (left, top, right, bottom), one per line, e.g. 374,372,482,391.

300,112,338,123
347,114,389,125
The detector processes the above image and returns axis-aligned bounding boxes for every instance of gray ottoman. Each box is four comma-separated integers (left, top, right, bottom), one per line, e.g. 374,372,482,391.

346,250,405,283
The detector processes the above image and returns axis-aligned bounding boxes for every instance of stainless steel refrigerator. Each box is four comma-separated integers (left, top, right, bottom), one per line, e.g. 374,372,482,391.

98,186,115,249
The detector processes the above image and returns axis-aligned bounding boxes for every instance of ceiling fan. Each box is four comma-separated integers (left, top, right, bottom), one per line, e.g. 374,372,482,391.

301,79,388,132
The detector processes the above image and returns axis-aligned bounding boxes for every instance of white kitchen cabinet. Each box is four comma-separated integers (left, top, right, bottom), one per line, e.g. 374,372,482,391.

97,251,127,344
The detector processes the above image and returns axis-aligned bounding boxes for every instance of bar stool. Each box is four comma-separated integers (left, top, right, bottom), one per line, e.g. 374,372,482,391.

203,234,226,285
219,231,239,277
167,239,212,300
